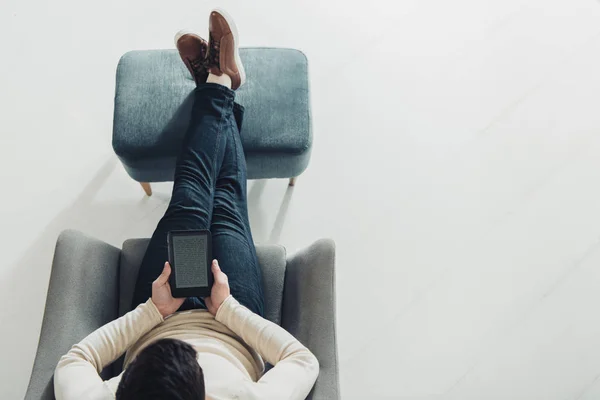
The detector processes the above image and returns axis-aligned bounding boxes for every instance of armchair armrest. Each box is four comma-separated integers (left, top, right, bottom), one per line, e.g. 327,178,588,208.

282,239,340,400
25,230,121,400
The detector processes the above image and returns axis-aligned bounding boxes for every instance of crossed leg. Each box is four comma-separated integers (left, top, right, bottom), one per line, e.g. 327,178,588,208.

131,83,264,316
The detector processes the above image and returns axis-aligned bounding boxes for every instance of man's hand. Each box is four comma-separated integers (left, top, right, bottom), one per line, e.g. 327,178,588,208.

152,262,185,318
204,260,230,316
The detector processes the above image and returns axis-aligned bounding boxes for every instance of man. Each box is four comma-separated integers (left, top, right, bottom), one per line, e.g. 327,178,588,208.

54,9,319,400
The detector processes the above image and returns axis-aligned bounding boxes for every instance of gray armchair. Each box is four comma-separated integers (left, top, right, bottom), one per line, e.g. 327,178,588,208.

25,230,339,400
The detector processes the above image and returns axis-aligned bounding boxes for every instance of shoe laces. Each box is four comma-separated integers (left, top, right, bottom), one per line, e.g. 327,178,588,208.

188,57,205,75
207,33,221,67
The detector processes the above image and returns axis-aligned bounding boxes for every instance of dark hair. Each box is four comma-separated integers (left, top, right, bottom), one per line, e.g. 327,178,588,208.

116,338,205,400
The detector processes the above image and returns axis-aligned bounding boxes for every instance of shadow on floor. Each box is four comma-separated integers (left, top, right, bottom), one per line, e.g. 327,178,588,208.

4,158,293,398
2,157,165,398
247,179,294,244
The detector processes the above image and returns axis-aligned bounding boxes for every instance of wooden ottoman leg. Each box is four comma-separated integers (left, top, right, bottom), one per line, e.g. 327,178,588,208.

140,182,152,196
289,177,297,186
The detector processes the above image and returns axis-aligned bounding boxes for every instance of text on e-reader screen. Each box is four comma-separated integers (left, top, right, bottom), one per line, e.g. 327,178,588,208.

173,235,208,288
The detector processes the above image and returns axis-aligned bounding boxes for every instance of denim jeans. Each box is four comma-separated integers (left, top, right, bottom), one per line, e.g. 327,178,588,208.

131,83,264,317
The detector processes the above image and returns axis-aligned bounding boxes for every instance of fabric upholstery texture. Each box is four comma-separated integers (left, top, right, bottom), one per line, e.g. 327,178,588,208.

26,230,339,400
112,48,312,182
283,239,339,400
25,230,121,400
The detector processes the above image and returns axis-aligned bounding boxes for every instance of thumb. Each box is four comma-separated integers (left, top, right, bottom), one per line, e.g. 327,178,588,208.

212,260,227,283
211,259,221,274
155,262,171,285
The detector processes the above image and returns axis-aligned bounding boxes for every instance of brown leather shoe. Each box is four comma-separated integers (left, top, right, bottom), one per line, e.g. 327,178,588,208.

175,30,209,86
206,9,246,90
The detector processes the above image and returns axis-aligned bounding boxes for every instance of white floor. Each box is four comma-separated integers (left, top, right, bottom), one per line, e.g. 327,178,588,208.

3,0,600,398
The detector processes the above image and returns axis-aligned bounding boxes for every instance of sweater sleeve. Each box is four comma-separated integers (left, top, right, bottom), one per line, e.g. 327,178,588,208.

216,296,319,400
54,298,164,400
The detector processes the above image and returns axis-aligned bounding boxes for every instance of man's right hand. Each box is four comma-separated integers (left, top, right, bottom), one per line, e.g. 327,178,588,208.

204,260,231,316
151,262,185,318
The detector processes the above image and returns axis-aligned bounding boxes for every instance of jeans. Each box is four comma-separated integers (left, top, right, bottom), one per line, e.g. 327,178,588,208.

131,83,264,317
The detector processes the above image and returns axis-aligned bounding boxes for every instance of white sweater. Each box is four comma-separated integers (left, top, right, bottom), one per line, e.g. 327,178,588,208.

54,296,319,400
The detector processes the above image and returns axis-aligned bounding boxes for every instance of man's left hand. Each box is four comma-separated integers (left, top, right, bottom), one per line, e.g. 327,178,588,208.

152,262,185,318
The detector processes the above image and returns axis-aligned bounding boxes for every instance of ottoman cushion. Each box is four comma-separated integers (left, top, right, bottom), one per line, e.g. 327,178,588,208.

112,48,311,182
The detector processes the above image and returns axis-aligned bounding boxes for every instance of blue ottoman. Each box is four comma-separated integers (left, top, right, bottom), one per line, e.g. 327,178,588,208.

112,48,312,195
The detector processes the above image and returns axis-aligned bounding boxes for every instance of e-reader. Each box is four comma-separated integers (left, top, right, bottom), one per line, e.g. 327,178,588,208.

167,230,213,298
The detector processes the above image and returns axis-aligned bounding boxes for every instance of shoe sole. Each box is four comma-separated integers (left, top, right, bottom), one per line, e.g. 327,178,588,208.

174,29,203,47
211,8,246,88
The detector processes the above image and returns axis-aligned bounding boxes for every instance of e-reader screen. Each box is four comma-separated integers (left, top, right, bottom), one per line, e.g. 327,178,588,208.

172,234,208,288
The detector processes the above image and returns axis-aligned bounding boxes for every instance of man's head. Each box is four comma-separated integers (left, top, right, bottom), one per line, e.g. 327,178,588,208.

116,338,205,400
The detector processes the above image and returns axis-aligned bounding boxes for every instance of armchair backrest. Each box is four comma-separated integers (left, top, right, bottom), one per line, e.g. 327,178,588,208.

118,239,288,324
